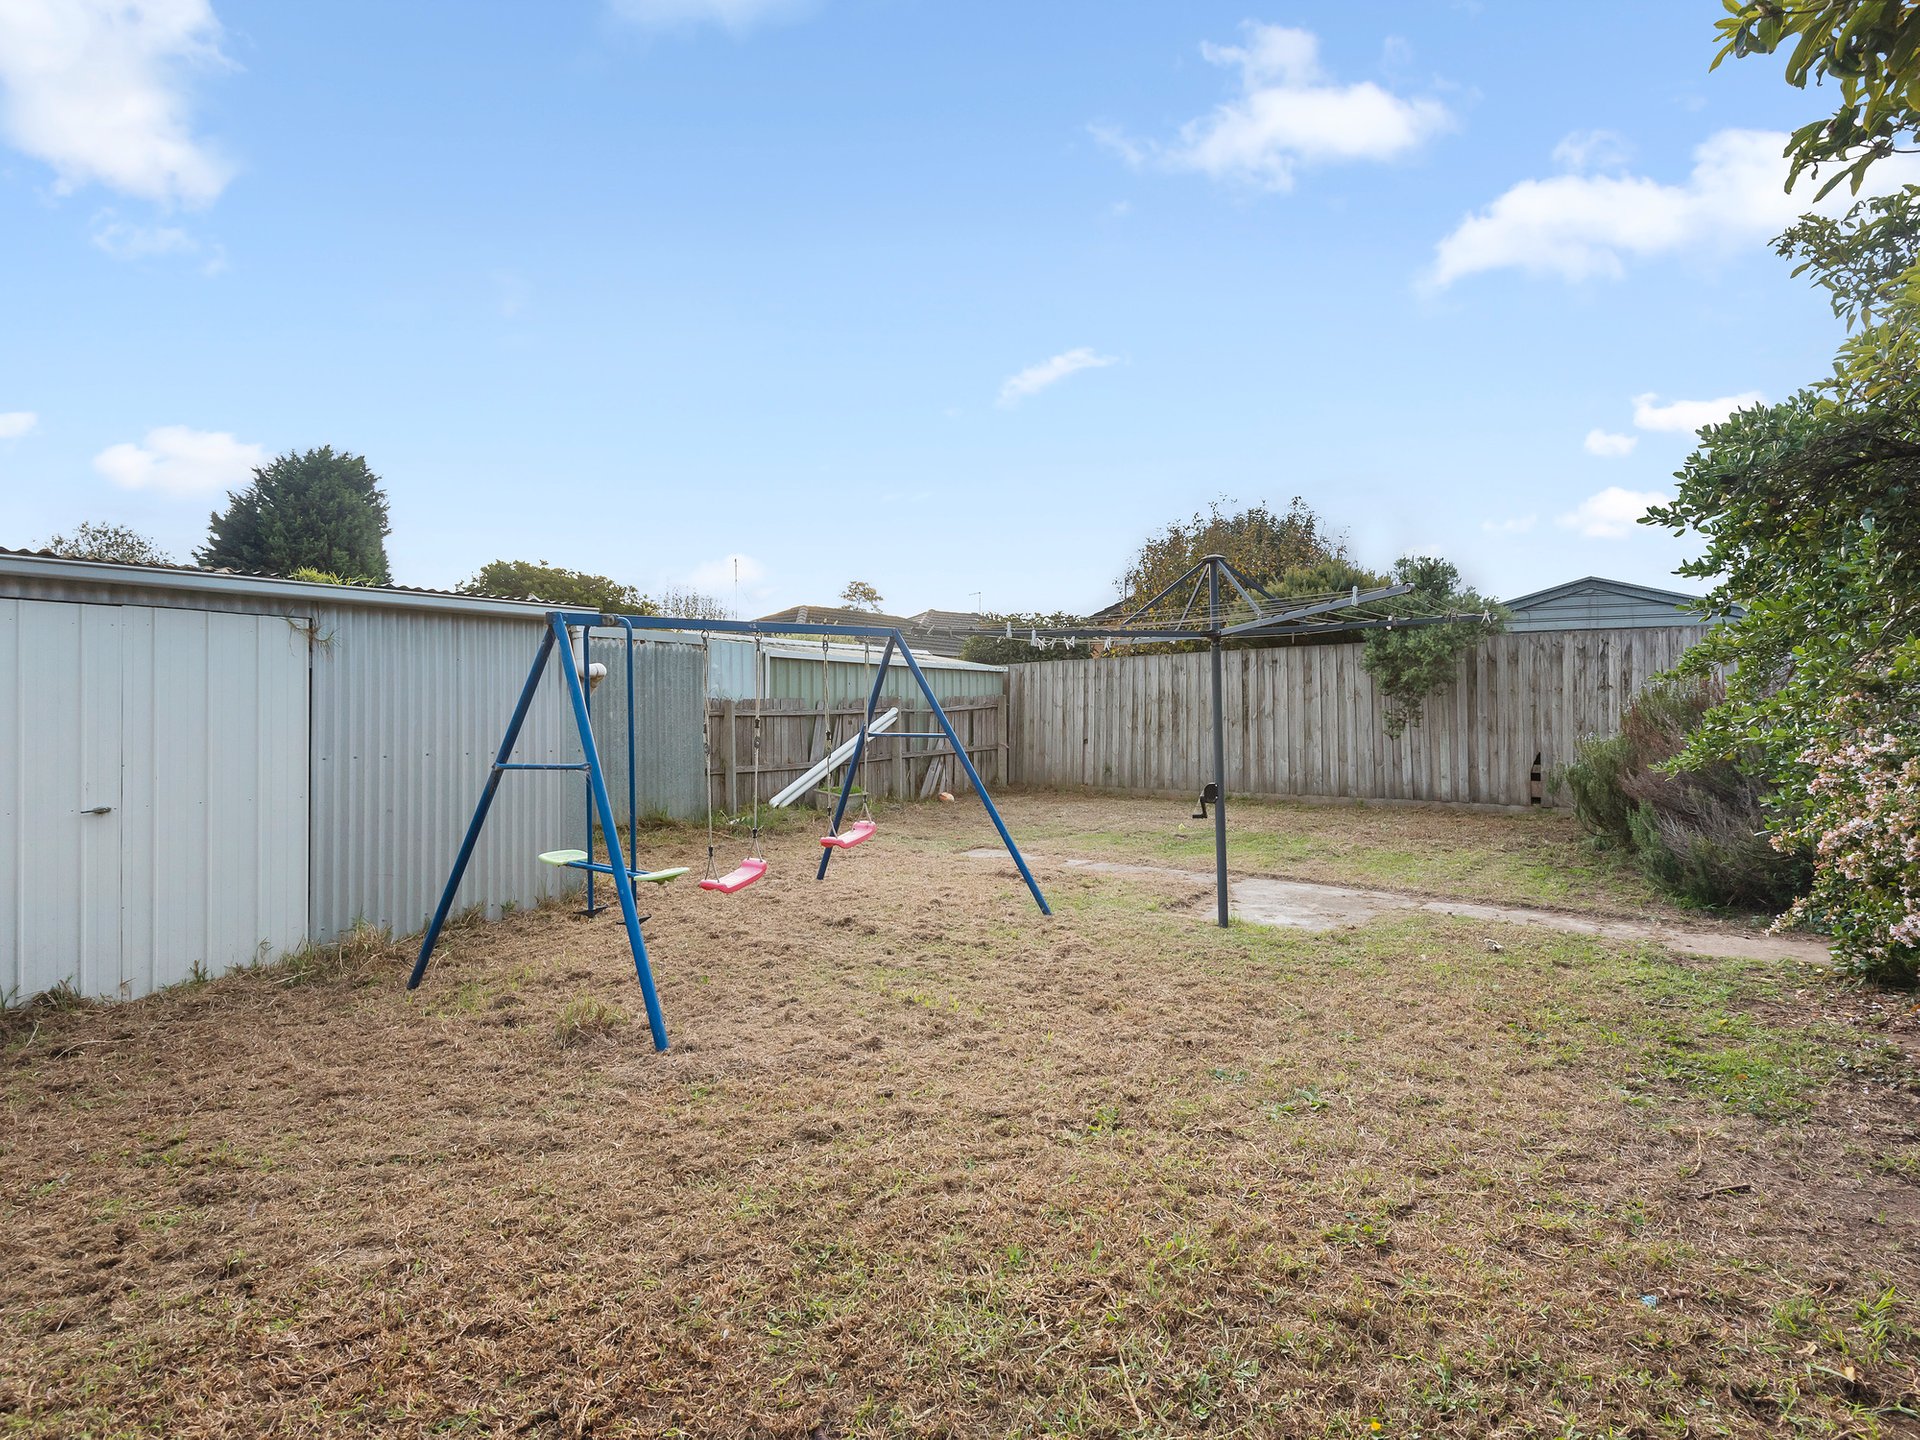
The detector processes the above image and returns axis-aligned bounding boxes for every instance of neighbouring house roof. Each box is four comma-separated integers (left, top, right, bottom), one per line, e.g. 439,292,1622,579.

905,607,989,631
1499,575,1731,632
754,603,983,658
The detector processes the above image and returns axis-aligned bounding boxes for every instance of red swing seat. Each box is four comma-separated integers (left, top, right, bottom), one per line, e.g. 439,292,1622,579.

699,857,767,893
819,819,877,850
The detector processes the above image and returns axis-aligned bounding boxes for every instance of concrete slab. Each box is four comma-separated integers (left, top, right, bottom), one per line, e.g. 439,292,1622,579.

960,850,1829,965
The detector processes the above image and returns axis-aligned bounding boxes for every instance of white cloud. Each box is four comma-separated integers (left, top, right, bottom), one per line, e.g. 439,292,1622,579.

1583,428,1638,458
1481,514,1536,534
997,348,1118,407
1551,129,1631,173
0,410,37,439
89,213,195,259
1429,127,1920,287
0,0,234,206
608,0,801,31
88,211,226,274
92,424,263,498
1097,22,1450,191
1557,486,1669,539
1631,391,1764,433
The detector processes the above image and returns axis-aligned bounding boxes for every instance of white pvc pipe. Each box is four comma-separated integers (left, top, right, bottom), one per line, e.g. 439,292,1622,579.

768,707,900,809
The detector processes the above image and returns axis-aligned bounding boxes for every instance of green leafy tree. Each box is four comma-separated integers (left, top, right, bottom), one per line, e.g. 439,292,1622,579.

40,521,172,565
655,586,732,620
1118,497,1355,616
1642,185,1920,978
1713,1,1920,197
840,579,884,612
459,559,655,614
1647,403,1919,976
1778,184,1920,408
197,446,392,582
1359,556,1502,738
960,612,1096,665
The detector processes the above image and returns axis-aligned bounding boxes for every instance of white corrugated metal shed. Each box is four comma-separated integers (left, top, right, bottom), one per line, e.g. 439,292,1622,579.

0,553,584,998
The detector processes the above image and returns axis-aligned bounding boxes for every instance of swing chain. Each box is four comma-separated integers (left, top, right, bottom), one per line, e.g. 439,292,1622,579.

749,630,764,849
700,636,717,880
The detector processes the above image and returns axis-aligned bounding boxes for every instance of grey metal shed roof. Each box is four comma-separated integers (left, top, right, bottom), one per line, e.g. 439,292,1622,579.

1497,575,1734,633
0,549,558,619
1500,575,1709,613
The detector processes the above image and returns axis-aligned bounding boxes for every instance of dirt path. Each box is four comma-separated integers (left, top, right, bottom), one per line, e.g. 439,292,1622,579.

964,848,1831,964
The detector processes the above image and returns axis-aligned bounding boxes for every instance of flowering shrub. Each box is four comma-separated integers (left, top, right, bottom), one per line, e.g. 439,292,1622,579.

1775,717,1920,984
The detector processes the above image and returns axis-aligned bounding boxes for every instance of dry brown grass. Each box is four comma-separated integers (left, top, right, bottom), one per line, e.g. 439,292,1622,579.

3,794,1918,1437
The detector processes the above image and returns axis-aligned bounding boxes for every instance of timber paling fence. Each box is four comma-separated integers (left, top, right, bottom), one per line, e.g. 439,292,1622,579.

1006,626,1710,809
706,694,1008,814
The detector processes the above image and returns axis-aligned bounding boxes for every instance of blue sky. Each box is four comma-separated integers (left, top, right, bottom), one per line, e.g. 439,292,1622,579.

0,1,1907,616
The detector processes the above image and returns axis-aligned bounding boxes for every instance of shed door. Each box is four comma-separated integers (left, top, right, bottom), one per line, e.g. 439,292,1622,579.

0,599,311,1002
0,600,123,999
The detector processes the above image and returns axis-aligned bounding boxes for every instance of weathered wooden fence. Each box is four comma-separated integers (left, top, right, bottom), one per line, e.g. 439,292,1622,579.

706,694,1007,813
1007,626,1709,808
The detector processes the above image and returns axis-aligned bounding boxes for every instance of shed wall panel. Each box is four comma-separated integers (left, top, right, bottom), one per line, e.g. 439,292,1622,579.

587,636,707,824
308,609,581,942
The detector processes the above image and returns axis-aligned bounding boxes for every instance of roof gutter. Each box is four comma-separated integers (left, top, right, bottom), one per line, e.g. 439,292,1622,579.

0,553,556,621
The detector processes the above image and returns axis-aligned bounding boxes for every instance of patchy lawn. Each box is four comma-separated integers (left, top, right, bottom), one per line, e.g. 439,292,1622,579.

3,794,1918,1438
998,792,1711,920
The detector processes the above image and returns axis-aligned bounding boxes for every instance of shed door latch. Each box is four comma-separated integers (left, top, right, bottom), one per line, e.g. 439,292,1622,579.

82,805,114,815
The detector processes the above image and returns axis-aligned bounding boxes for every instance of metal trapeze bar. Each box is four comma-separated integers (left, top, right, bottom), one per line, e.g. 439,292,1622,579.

549,611,911,643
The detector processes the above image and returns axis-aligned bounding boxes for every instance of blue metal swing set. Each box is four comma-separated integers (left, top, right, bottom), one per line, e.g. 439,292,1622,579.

404,610,1050,1052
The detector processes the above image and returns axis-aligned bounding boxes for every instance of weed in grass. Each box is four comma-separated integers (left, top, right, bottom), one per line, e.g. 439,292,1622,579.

1266,1085,1330,1117
275,921,399,987
555,994,625,1047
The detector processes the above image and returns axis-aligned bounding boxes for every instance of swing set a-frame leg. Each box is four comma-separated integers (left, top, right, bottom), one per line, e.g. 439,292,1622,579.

550,614,668,1051
408,625,558,992
407,616,671,1053
898,643,1050,917
818,635,894,882
816,632,1050,917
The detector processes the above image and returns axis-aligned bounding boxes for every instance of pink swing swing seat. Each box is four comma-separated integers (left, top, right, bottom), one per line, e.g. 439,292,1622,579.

699,857,767,893
819,819,877,850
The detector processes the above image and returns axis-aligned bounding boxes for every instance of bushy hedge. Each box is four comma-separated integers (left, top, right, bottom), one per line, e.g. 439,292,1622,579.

1560,677,1809,912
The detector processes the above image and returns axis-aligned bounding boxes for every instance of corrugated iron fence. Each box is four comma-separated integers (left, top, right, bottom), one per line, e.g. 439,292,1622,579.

586,637,708,824
1007,626,1708,808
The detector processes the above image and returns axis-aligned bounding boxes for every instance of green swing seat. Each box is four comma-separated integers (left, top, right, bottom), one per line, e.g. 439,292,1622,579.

538,849,689,884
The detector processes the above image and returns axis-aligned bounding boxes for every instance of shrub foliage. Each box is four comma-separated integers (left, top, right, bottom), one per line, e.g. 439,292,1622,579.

1561,677,1811,912
1360,556,1503,739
